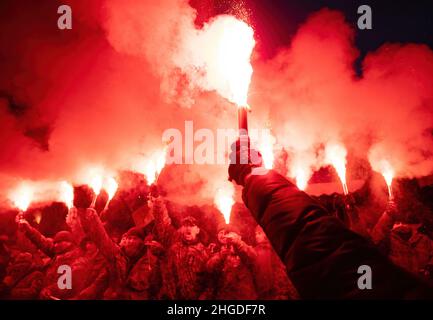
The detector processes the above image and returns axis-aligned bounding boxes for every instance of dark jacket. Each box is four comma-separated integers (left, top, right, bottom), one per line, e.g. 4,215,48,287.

207,239,257,300
242,170,433,299
78,209,162,300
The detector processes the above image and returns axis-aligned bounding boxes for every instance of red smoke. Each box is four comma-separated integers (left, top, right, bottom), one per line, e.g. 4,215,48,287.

250,9,433,183
1,1,433,208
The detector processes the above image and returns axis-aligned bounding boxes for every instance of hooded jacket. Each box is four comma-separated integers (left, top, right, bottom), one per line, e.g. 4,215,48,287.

242,170,433,299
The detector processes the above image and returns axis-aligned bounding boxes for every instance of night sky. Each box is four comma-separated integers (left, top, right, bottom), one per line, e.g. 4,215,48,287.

191,0,433,59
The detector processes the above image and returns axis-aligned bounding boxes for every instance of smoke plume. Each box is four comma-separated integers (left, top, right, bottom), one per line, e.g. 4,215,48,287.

1,1,433,209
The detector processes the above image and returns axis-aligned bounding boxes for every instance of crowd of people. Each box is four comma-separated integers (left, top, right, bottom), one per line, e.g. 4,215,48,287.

0,178,299,300
0,168,433,300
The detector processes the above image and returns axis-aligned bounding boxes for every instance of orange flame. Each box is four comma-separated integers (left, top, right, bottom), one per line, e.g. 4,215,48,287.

258,130,276,169
144,148,167,185
379,160,394,199
214,183,235,224
295,167,309,191
215,17,255,107
325,143,348,195
87,169,103,196
9,184,33,212
104,177,119,202
59,181,74,209
34,211,42,224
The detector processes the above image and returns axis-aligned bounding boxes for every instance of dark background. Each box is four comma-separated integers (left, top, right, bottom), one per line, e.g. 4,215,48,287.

191,0,433,58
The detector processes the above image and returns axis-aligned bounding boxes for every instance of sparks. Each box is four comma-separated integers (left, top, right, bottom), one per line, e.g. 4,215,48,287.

379,160,394,200
258,130,276,169
214,183,235,224
325,143,349,195
59,181,74,210
9,184,33,212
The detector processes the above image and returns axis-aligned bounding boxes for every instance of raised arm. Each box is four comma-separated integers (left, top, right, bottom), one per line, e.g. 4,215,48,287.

227,234,257,266
149,196,176,248
76,208,120,262
17,216,54,257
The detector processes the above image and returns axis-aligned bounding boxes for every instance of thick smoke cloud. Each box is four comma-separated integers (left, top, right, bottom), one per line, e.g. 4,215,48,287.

0,0,236,207
250,9,433,183
0,1,433,208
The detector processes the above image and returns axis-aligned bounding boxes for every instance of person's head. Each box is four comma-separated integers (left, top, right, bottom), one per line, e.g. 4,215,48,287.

392,223,414,241
80,237,98,256
255,226,267,244
7,252,33,274
53,231,75,255
73,185,94,209
120,227,144,258
179,216,200,243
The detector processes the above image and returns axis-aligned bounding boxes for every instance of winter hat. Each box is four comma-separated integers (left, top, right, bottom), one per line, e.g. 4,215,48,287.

53,231,75,244
181,216,198,227
123,227,145,240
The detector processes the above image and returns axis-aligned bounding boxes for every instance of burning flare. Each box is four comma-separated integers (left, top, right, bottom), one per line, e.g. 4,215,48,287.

59,181,74,209
103,177,119,210
9,184,33,212
214,183,235,224
289,153,313,191
212,16,255,107
368,147,396,200
83,167,104,208
104,177,119,202
325,143,349,195
87,169,103,196
144,148,167,185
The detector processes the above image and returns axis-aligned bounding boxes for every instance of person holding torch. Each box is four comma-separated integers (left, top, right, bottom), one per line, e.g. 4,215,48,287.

228,142,433,299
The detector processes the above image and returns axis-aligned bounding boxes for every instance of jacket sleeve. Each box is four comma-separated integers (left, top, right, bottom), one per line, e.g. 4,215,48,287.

232,239,257,267
206,252,224,273
22,225,54,258
77,208,120,263
151,198,176,248
242,170,433,299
